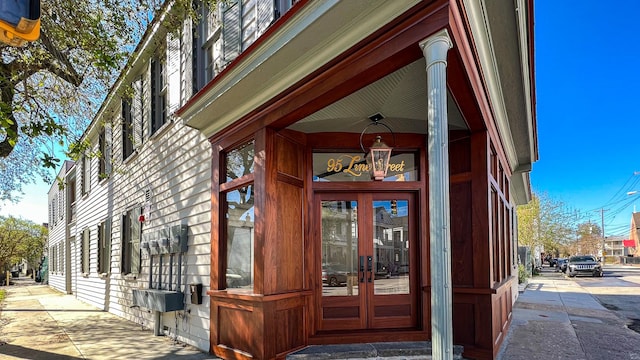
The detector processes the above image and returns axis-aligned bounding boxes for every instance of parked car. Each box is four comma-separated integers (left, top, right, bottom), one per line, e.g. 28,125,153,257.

555,258,568,273
567,255,603,277
375,263,391,279
322,265,349,287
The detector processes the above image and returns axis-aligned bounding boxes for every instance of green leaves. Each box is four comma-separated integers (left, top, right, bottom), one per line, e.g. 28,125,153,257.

0,216,47,273
517,193,577,256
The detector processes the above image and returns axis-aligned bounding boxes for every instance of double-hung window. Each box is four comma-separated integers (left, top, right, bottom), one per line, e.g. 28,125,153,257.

121,207,141,276
222,140,255,290
191,1,221,94
150,53,167,135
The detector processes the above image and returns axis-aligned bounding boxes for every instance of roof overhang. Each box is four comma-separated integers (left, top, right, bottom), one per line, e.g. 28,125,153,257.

464,0,537,205
178,0,422,138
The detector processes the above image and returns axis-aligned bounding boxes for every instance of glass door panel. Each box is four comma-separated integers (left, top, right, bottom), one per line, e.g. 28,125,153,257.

372,200,409,295
317,193,417,331
321,200,359,297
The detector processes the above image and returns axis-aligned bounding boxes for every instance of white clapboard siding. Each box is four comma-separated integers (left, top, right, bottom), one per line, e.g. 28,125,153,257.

72,136,117,311
47,161,74,294
55,8,216,353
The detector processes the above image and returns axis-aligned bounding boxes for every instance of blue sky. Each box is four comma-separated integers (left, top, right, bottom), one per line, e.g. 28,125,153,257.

2,1,640,237
533,1,640,237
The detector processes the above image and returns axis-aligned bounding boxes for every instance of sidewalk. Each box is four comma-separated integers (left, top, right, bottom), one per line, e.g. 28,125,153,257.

497,267,640,360
3,272,639,360
0,277,219,360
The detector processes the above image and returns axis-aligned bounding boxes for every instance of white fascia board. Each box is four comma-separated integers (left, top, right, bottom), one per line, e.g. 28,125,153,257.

515,0,536,162
463,0,518,170
181,0,421,138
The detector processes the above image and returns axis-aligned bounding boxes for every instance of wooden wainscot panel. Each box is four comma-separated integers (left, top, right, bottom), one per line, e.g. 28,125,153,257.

452,276,515,360
275,182,304,293
452,291,493,360
450,181,473,287
210,291,310,360
490,278,514,356
213,297,263,359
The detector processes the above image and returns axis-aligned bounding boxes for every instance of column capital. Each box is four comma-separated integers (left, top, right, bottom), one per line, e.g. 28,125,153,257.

419,29,453,66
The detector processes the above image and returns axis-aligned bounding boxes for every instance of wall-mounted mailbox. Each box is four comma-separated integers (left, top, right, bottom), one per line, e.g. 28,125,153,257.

190,283,203,305
170,224,188,253
132,289,184,312
158,228,170,254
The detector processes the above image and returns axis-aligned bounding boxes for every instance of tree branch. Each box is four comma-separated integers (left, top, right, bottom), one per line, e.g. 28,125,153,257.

39,31,82,87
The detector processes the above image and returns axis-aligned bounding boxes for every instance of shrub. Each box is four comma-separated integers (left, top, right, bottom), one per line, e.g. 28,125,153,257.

518,263,528,284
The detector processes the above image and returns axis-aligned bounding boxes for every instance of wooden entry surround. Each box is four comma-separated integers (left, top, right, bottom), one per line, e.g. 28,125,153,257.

205,1,518,359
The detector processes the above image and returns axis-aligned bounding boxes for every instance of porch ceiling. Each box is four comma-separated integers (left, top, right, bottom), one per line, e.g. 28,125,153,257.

287,59,467,134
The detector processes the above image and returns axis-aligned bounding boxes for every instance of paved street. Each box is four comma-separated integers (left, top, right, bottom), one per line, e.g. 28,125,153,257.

575,265,640,337
498,264,640,360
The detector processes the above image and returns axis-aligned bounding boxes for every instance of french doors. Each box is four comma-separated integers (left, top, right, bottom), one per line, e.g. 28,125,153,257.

317,191,418,331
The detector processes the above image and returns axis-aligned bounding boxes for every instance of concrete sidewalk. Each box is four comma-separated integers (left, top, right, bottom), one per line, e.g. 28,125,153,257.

0,278,219,360
3,271,640,360
497,268,640,360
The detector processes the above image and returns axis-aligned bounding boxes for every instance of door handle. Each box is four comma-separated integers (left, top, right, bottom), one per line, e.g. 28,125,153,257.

367,256,373,283
359,256,365,283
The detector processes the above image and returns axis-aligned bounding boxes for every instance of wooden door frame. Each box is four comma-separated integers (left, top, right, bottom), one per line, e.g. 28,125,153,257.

305,132,430,344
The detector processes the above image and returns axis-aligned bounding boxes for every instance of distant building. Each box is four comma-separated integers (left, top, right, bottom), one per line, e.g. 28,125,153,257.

604,235,626,259
628,212,640,257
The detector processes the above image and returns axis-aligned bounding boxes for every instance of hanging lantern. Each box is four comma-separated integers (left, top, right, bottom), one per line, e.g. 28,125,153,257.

359,113,395,181
368,136,392,180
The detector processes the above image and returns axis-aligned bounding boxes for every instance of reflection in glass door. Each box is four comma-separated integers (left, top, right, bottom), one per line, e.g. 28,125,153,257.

372,200,409,296
321,200,358,297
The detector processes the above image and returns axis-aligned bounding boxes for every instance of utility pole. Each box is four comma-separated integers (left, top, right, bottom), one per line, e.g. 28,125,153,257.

595,208,608,261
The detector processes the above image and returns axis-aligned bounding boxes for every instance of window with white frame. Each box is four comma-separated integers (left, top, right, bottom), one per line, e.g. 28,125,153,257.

121,208,141,276
97,219,111,274
150,52,167,135
81,228,90,274
191,1,220,94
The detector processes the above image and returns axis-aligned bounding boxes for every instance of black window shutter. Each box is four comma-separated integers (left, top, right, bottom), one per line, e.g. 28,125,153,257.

121,214,127,274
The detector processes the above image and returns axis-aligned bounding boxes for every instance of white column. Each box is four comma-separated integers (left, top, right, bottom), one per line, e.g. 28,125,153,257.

419,29,453,360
